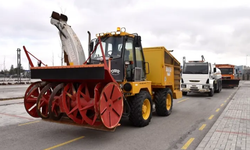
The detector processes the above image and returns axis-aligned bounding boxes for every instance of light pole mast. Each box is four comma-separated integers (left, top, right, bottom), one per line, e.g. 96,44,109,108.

17,48,21,83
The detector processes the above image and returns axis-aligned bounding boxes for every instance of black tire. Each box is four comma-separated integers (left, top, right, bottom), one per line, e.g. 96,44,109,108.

154,88,173,116
218,81,222,93
215,81,222,93
214,83,219,93
129,90,152,127
208,88,214,97
182,91,187,96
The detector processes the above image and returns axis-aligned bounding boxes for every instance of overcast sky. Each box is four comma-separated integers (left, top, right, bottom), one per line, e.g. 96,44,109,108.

1,0,250,70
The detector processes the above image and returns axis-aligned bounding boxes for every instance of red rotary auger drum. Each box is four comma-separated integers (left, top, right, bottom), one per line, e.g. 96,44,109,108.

23,36,124,130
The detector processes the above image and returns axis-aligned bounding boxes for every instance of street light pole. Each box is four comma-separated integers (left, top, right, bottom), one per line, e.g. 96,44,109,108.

17,48,21,83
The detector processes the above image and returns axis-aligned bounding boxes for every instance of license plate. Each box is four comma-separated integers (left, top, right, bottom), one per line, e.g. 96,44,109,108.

192,85,196,87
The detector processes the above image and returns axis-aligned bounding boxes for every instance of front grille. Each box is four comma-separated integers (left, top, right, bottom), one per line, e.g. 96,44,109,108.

190,86,198,89
190,86,199,91
189,80,200,82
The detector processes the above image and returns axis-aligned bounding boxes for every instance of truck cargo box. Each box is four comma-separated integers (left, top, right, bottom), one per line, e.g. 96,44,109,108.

143,47,182,99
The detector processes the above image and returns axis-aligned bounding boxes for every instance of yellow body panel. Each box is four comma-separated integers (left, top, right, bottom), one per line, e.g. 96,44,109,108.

173,90,182,99
121,81,152,96
143,47,182,99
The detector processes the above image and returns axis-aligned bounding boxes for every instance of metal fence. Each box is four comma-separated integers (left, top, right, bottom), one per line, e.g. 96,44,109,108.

0,77,40,85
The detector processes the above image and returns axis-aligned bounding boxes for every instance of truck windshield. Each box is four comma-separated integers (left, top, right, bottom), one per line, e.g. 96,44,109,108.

183,63,208,74
219,68,233,74
91,36,123,60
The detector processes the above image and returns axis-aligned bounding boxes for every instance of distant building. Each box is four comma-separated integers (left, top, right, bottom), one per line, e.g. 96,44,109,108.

236,65,244,75
23,70,31,78
236,65,250,80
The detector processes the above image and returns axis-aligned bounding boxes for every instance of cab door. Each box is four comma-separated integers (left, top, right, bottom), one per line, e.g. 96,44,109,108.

124,38,135,81
133,36,146,81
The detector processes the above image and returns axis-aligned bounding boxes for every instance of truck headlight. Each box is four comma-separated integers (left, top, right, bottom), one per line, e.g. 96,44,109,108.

181,84,186,88
202,85,210,89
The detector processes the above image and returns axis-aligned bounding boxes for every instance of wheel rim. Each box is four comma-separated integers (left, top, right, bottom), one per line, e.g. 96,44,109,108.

24,81,42,99
166,94,172,110
142,99,151,120
62,83,83,124
48,83,64,120
24,81,47,117
99,82,123,129
36,83,53,119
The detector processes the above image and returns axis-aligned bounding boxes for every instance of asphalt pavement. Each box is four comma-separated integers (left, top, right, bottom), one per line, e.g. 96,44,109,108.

0,82,242,150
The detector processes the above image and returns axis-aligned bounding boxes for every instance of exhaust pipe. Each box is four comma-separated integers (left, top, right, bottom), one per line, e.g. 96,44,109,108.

87,31,91,63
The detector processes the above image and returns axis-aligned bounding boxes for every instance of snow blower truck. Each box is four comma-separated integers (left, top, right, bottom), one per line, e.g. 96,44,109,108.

215,64,240,88
23,11,182,131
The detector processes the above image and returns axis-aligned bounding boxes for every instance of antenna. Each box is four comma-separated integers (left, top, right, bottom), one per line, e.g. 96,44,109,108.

58,3,67,14
201,55,205,62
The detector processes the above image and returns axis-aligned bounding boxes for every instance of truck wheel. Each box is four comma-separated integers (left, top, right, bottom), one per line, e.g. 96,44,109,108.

129,90,152,127
182,91,187,96
215,82,222,93
208,88,214,97
154,88,173,116
218,82,222,93
214,83,219,93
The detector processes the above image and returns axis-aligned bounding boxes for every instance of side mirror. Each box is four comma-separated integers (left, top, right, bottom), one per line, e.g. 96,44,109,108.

213,68,216,73
134,36,142,47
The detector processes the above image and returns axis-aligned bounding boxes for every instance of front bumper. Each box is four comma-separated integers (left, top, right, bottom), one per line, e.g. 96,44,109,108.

182,88,210,93
181,84,211,93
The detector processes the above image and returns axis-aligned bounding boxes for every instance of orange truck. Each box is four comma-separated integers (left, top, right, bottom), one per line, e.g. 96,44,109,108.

215,64,240,88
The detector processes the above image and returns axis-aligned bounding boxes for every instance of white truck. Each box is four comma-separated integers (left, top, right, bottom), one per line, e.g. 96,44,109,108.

181,55,222,97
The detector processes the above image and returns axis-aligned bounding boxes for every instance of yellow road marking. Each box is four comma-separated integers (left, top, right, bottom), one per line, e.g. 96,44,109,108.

224,100,227,103
221,104,224,107
44,136,84,150
216,108,220,112
18,120,40,126
208,115,214,120
199,124,206,130
177,98,189,103
181,138,195,149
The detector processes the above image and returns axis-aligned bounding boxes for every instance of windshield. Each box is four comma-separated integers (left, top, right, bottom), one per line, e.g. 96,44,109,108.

91,36,123,60
219,68,233,74
183,63,208,74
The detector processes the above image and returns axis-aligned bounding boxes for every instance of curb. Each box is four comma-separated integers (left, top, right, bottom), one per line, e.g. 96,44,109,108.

0,97,24,101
